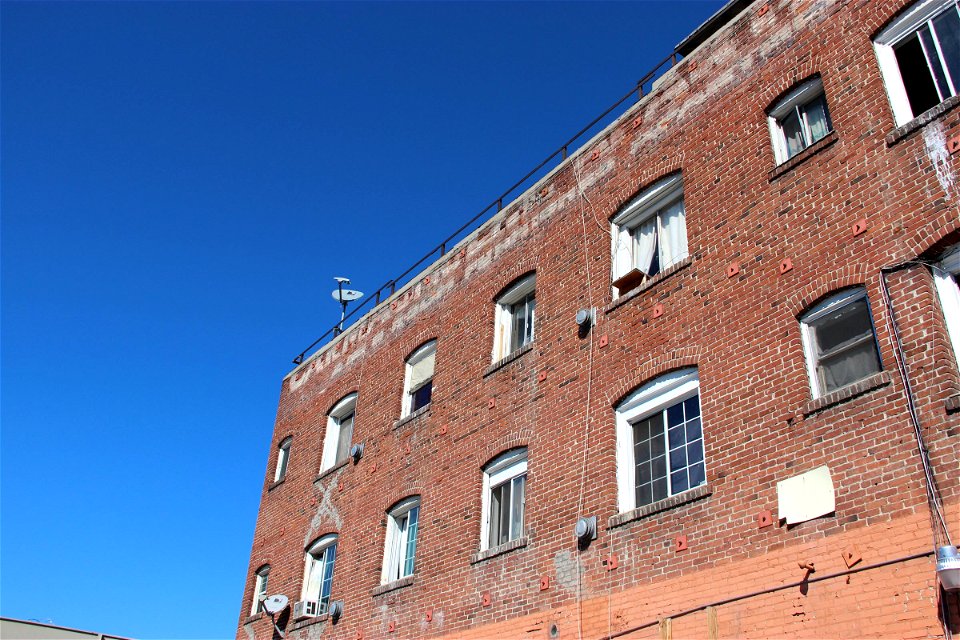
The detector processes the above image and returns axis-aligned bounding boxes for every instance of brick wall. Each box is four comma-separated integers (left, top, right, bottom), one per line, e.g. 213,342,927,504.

238,0,960,638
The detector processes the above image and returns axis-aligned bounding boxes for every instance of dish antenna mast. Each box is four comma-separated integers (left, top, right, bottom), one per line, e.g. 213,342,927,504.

262,594,289,637
331,277,364,336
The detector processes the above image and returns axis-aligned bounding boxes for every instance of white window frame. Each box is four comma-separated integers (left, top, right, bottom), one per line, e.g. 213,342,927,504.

381,496,421,584
492,274,536,362
934,245,960,365
251,565,270,615
274,437,291,482
402,341,436,417
767,77,834,165
479,448,527,551
301,534,337,612
615,368,704,513
873,0,960,126
610,174,687,295
320,394,356,472
800,288,883,398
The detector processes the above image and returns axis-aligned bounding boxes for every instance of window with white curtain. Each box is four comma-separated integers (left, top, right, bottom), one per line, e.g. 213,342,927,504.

767,77,834,164
381,496,420,583
302,535,337,613
873,0,960,126
321,394,356,472
402,341,436,416
611,174,687,295
615,368,705,513
492,274,536,362
934,245,960,366
480,448,527,550
801,288,883,397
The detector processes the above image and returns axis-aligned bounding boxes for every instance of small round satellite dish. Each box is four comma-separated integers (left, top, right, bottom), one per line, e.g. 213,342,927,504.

263,594,289,615
331,289,364,302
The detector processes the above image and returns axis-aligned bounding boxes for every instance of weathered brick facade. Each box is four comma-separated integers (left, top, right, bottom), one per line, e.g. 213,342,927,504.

238,0,960,638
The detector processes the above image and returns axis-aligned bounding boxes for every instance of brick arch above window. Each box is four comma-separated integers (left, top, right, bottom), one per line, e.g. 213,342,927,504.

491,269,538,303
476,434,531,472
784,263,871,319
606,347,702,408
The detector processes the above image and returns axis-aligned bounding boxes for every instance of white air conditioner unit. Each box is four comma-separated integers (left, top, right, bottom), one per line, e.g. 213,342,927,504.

293,599,321,619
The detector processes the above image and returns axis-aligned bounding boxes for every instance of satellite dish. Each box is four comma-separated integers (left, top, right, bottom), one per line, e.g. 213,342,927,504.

263,594,289,615
331,289,364,303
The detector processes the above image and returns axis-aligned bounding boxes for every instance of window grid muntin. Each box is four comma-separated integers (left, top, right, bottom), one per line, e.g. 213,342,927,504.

631,393,704,508
304,536,337,613
384,499,420,583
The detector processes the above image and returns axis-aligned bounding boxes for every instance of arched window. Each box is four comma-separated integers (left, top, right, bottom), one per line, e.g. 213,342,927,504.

301,534,338,615
480,448,527,550
381,496,421,583
320,394,356,472
402,342,436,416
250,565,270,615
273,437,291,483
493,273,536,361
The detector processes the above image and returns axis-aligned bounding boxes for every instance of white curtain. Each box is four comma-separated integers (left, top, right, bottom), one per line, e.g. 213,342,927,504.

659,200,687,268
634,219,657,275
614,226,634,278
408,350,435,390
305,556,323,599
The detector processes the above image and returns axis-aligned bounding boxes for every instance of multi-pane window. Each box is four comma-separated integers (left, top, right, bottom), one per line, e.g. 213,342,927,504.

402,341,436,416
321,394,356,472
382,497,420,583
273,437,291,483
933,246,960,366
615,368,705,513
302,535,337,614
251,565,270,615
801,288,883,397
611,174,687,295
768,77,834,164
493,274,536,361
874,0,960,125
481,448,527,550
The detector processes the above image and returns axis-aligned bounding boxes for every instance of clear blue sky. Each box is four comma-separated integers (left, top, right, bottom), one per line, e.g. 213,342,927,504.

2,2,723,638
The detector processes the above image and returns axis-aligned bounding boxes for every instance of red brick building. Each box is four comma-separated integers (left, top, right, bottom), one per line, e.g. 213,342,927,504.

238,0,960,637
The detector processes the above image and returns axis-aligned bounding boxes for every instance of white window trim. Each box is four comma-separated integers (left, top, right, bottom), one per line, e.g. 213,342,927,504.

381,496,421,584
402,341,436,417
610,174,687,295
873,0,960,126
301,534,337,606
492,274,536,362
321,394,356,472
615,368,701,513
800,288,880,398
934,246,960,365
274,437,292,482
251,565,270,615
479,448,527,551
767,77,831,165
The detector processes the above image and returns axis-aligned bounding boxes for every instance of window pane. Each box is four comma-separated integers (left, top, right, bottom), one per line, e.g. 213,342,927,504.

932,7,960,95
895,34,942,116
404,506,419,576
804,94,832,143
666,402,684,427
336,414,354,462
668,424,685,449
652,477,668,502
498,482,512,545
651,455,667,483
411,381,432,411
686,417,702,441
510,475,525,540
687,441,704,465
633,218,658,275
920,25,952,99
819,340,882,393
320,544,336,606
511,300,528,351
689,462,706,488
684,395,700,418
671,469,688,493
670,444,687,470
811,298,873,356
489,485,503,546
781,109,806,158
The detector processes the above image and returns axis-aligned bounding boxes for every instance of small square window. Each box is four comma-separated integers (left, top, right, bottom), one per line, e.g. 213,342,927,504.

493,274,536,362
874,0,960,126
321,394,356,472
402,342,436,417
382,497,420,584
615,368,705,513
480,449,527,550
251,565,270,615
274,437,291,483
767,77,834,165
801,288,883,398
302,535,337,614
611,174,687,296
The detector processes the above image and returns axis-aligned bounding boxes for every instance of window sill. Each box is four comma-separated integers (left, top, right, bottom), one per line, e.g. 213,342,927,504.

470,536,528,563
484,343,534,377
394,405,431,430
767,130,838,181
371,575,414,596
289,613,330,632
315,457,350,482
802,371,891,417
886,95,960,147
267,478,286,492
242,613,264,625
606,256,693,314
945,393,960,414
607,483,712,529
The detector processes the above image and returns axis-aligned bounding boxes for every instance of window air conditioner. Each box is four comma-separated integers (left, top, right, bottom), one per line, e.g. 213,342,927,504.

293,599,321,619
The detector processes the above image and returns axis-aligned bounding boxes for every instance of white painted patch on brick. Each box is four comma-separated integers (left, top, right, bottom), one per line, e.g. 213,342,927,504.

923,120,956,201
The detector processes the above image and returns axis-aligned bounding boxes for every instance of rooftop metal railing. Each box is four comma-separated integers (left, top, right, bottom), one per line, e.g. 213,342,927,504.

292,50,681,365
